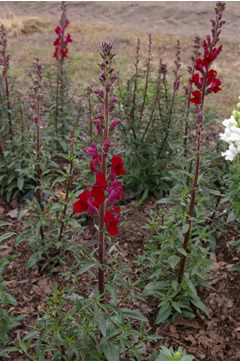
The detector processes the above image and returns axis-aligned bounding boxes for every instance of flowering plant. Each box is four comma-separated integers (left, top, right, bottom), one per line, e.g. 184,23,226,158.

73,41,126,295
53,2,72,61
220,96,240,161
188,2,225,106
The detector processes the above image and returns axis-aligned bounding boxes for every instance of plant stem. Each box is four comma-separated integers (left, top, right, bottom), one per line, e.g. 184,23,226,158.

98,91,109,297
4,76,13,140
139,34,151,122
55,65,60,136
58,136,74,243
178,112,202,284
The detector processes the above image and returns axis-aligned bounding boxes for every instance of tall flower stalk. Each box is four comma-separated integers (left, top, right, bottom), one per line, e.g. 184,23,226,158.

183,35,201,152
53,1,72,134
31,58,44,242
178,1,226,284
0,25,12,140
73,42,126,297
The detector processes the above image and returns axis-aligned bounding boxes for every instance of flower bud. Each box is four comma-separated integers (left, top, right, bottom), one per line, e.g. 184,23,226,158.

105,81,112,92
93,88,104,98
93,119,103,136
110,96,118,104
103,139,111,153
99,71,107,81
97,113,104,122
109,118,121,132
87,145,98,157
33,114,38,124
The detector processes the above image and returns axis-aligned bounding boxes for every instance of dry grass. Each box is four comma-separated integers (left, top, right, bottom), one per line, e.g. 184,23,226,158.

1,14,239,119
0,16,51,37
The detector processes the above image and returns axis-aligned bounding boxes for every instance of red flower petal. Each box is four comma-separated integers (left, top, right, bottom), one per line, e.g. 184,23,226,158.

73,190,90,213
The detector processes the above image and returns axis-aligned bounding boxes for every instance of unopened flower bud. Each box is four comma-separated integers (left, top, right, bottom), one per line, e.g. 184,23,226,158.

87,145,98,157
105,81,112,92
33,114,38,124
109,118,121,132
93,88,104,98
110,73,118,82
110,96,118,104
103,139,111,153
183,85,189,95
97,113,104,122
93,119,103,136
99,71,107,81
98,62,106,70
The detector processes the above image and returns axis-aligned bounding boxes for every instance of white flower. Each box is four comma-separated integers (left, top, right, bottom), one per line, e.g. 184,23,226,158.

221,143,239,161
222,115,237,128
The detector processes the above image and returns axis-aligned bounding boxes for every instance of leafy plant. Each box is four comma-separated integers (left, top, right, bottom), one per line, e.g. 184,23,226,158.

155,346,194,361
117,36,185,201
0,226,25,357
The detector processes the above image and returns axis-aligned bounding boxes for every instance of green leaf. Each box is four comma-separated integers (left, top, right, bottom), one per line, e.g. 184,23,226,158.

107,284,118,306
101,341,119,361
191,297,209,317
157,198,176,204
137,187,149,207
26,251,42,270
181,356,195,361
227,211,237,223
168,255,180,269
17,177,24,191
1,291,17,306
232,264,240,271
182,224,189,234
119,308,147,321
144,281,168,297
0,222,12,227
0,232,16,243
156,304,172,324
96,311,107,336
77,262,96,275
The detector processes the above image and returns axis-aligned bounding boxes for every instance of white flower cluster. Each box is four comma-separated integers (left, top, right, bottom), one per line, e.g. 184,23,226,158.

220,96,240,161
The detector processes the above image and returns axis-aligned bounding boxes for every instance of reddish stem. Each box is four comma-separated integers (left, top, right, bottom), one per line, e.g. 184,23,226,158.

98,91,109,297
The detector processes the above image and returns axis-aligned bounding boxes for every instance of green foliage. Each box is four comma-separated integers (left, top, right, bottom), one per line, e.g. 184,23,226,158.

17,248,161,361
116,39,185,201
0,228,25,355
117,73,185,201
156,346,194,361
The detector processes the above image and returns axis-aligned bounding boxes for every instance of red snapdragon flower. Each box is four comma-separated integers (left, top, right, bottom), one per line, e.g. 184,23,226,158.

108,181,123,203
110,155,127,181
73,189,97,215
103,206,120,235
190,90,202,105
87,145,102,174
91,173,107,205
208,77,222,93
55,25,61,36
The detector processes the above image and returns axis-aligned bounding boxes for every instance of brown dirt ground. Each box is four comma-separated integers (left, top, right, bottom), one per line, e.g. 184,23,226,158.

0,1,240,360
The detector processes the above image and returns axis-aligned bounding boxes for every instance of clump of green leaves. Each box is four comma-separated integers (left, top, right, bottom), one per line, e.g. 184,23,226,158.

0,227,25,357
155,346,194,361
117,37,185,201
